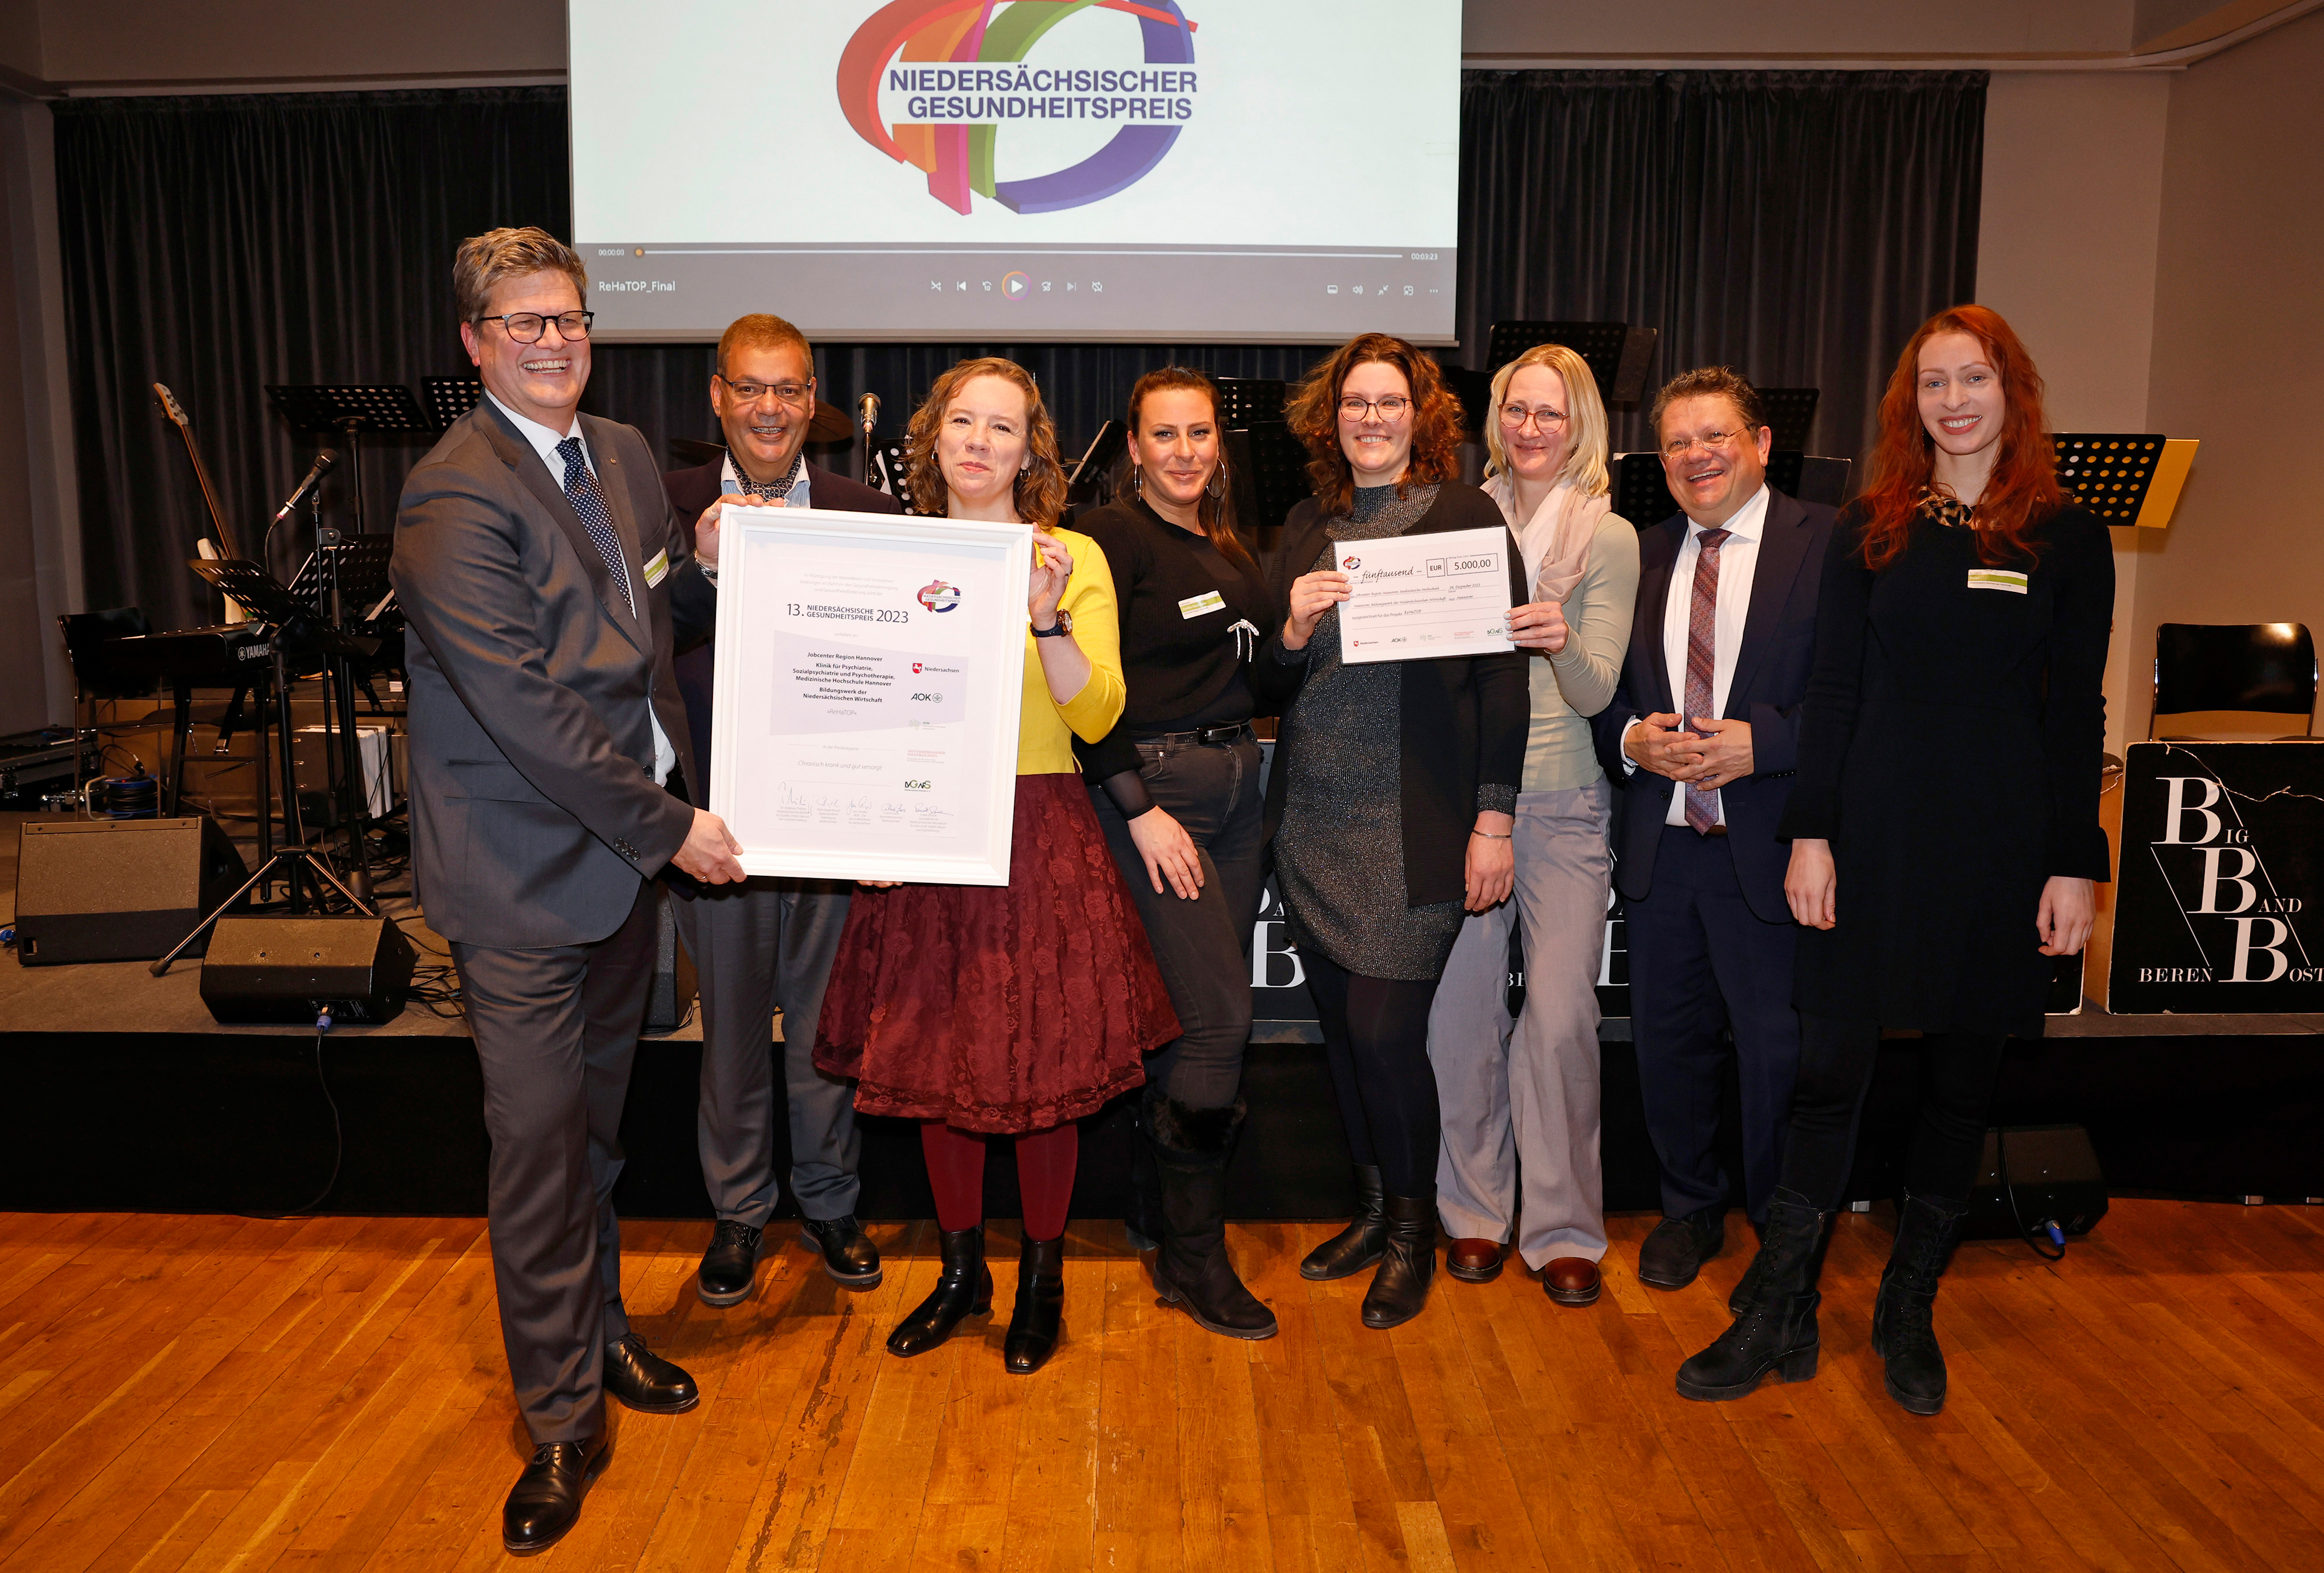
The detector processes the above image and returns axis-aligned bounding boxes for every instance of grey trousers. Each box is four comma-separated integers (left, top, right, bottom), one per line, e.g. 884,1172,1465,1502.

672,875,860,1227
1426,780,1612,1269
451,877,658,1445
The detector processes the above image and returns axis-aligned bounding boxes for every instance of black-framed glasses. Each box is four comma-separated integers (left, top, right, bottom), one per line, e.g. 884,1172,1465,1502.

1338,394,1412,421
716,373,814,408
476,310,594,343
1499,403,1569,432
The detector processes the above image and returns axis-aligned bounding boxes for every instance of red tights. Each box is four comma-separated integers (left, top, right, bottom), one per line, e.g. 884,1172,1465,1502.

919,1120,1078,1241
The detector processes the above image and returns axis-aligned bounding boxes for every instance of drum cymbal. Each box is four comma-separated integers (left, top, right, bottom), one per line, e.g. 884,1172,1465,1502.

808,397,855,444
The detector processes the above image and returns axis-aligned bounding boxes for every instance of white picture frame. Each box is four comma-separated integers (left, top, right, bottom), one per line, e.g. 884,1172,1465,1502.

706,505,1032,885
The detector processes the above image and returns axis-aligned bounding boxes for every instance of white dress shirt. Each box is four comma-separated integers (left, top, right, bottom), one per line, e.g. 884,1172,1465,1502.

1622,482,1771,827
487,390,677,786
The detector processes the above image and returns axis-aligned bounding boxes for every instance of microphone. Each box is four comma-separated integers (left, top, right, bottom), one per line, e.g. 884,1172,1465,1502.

857,393,880,437
273,448,338,523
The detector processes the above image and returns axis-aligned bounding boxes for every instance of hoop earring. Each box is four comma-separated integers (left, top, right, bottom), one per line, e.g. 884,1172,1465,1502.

1130,466,1144,495
1205,465,1226,500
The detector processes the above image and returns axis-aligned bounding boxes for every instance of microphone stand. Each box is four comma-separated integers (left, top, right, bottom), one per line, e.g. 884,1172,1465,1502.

859,393,881,489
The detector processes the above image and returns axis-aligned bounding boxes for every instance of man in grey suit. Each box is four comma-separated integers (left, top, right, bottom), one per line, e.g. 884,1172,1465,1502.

390,227,747,1556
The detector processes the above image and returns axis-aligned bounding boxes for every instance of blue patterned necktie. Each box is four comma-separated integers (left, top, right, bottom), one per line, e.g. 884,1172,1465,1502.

556,435,634,617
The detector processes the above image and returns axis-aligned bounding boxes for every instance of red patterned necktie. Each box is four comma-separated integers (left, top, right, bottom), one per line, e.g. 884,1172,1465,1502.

1683,527,1731,833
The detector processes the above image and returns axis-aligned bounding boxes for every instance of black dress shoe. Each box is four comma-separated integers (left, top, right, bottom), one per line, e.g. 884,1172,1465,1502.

503,1432,611,1555
800,1213,884,1288
1638,1204,1726,1290
697,1219,764,1307
603,1333,699,1414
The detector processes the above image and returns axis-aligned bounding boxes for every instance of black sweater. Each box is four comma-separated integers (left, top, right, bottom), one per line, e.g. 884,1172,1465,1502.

1256,484,1531,909
1076,497,1278,782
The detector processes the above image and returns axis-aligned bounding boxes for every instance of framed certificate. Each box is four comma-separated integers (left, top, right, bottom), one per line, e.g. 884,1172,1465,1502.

1333,525,1516,664
706,505,1032,884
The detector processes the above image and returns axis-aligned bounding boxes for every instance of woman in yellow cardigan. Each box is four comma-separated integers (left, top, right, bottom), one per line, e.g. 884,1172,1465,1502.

816,357,1178,1374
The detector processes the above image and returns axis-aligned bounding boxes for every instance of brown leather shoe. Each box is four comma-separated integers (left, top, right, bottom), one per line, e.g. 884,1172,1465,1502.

1446,1237,1504,1283
1542,1256,1602,1307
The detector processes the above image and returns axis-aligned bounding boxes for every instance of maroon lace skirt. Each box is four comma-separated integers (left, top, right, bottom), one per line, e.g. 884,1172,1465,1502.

812,772,1178,1133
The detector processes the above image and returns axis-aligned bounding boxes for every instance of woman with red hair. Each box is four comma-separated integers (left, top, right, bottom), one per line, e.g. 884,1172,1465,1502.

1675,306,2112,1417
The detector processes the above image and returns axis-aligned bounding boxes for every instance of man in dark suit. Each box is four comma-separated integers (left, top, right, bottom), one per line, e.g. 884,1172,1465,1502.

391,227,746,1555
1591,367,1835,1296
664,313,901,1310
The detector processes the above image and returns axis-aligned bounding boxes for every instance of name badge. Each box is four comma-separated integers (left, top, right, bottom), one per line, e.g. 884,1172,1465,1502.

1178,590,1226,620
643,549,669,588
1966,569,2027,594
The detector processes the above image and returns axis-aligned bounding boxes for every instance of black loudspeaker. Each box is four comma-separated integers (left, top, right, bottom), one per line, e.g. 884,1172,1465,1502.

1964,1123,2110,1242
14,816,247,964
199,914,416,1024
645,885,697,1033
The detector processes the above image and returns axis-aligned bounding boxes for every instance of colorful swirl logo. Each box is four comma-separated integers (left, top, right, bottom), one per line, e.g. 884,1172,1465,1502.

918,579,964,612
838,1,1199,216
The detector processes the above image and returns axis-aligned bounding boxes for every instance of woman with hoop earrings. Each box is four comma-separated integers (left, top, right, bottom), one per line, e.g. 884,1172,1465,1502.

1260,332,1529,1331
1425,342,1638,1309
1675,305,2110,1416
1076,367,1279,1341
814,357,1178,1375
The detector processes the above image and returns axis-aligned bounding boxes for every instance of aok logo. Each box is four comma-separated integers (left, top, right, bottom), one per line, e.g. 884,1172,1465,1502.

838,1,1199,217
917,579,963,612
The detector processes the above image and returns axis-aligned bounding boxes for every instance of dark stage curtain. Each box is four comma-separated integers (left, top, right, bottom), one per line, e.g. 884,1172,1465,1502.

1459,69,1985,459
57,73,1981,631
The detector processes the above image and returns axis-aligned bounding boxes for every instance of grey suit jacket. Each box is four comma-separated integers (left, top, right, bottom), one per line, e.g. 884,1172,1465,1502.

391,400,713,947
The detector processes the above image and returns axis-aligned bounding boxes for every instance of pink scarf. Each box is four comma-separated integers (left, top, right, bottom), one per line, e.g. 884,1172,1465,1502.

1487,473,1610,606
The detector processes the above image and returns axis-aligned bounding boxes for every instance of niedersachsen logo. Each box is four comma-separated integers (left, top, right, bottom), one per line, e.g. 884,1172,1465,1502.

838,1,1199,217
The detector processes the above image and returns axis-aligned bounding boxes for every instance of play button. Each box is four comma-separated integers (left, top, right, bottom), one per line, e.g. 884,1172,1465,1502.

1003,271,1030,301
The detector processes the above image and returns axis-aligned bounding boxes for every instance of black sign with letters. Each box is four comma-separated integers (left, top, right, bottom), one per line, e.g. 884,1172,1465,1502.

2108,741,2324,1012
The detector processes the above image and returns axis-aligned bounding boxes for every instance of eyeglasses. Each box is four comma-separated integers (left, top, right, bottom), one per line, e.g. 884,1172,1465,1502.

717,374,813,408
1498,404,1568,432
477,310,594,343
1662,427,1756,459
1338,394,1412,422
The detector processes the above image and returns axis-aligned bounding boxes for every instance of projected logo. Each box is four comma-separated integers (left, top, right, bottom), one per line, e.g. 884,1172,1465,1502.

838,1,1199,217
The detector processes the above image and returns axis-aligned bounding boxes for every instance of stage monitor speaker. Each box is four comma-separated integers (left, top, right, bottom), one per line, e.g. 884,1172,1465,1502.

1963,1123,2110,1242
14,815,247,965
200,914,416,1025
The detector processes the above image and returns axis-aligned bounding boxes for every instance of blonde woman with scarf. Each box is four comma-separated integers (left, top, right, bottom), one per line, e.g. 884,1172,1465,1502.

1425,342,1638,1306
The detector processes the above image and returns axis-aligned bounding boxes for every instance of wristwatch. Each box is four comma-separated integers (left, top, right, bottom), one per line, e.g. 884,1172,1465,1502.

1031,609,1074,638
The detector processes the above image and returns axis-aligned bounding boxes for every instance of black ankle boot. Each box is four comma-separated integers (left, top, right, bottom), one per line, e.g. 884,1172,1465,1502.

1676,1188,1830,1400
1361,1188,1436,1330
1003,1234,1066,1373
1872,1190,1966,1416
1300,1164,1386,1281
1149,1094,1277,1341
886,1226,991,1358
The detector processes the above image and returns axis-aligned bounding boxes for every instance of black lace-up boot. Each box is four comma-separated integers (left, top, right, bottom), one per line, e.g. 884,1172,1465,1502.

1871,1190,1967,1416
1675,1188,1830,1400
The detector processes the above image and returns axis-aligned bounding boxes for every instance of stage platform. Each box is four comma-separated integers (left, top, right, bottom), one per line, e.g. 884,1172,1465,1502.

3,810,2321,1220
0,1199,2318,1570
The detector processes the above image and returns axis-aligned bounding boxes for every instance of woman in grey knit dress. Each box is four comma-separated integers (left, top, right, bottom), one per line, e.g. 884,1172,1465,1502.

1256,333,1530,1330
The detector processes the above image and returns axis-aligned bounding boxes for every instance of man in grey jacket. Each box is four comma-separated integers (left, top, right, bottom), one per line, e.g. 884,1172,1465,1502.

390,227,746,1556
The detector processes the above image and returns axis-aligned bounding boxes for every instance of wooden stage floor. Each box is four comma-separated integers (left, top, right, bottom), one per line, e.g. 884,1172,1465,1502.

0,1202,2319,1571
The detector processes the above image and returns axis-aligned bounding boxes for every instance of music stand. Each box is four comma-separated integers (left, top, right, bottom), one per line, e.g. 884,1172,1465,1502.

1214,378,1287,429
1758,389,1820,452
1224,422,1314,550
1483,320,1664,404
422,375,484,430
265,384,431,536
1068,421,1126,500
2052,433,2199,527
